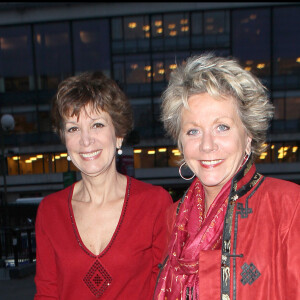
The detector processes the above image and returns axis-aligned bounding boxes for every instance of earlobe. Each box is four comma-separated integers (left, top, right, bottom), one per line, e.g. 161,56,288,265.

117,137,124,149
246,136,252,155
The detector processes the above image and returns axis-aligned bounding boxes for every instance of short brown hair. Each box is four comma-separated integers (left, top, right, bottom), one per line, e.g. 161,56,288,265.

52,71,133,143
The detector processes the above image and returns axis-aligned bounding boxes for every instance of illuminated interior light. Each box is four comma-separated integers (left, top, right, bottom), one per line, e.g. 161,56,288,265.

250,14,257,20
206,25,214,31
180,19,188,25
131,64,138,70
134,149,142,154
169,64,177,70
271,145,275,149
25,160,32,163
52,158,55,162
157,28,163,34
61,153,68,157
174,152,181,156
218,27,224,33
128,22,137,29
292,146,298,153
144,65,151,71
168,24,176,30
246,60,253,65
257,63,265,69
145,32,150,38
296,57,300,63
37,154,43,159
30,157,37,161
245,67,252,71
283,146,289,151
172,149,179,153
259,154,266,160
158,148,167,152
55,155,60,159
142,25,150,31
148,150,155,155
36,34,41,44
278,153,284,159
155,20,162,27
181,26,189,32
12,156,19,160
158,68,165,75
147,72,152,78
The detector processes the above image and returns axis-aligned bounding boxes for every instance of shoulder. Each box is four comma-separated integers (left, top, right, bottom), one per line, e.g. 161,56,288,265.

261,177,300,199
38,184,73,212
129,177,173,205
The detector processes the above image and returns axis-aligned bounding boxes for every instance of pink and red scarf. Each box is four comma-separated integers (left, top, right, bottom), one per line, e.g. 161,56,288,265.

154,177,231,299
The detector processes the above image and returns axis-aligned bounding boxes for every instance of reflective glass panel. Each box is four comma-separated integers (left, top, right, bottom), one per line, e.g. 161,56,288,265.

73,19,110,74
0,25,33,91
34,22,72,90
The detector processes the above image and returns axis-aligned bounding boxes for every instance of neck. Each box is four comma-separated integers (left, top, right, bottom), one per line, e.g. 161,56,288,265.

74,171,127,205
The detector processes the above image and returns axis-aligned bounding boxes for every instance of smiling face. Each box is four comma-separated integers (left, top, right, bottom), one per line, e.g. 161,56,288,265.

180,93,252,198
64,105,123,177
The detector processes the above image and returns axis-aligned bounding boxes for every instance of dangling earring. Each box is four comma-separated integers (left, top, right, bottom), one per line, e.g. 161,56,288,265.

67,155,71,161
117,148,123,155
179,162,195,181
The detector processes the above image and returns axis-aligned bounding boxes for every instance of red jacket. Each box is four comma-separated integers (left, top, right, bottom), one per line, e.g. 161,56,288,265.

163,163,300,300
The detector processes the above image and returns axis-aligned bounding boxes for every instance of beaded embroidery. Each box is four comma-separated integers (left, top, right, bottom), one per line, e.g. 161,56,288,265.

83,260,112,297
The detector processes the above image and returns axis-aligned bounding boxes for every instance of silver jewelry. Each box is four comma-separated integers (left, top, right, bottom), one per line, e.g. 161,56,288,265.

67,155,71,161
117,148,123,155
179,162,195,181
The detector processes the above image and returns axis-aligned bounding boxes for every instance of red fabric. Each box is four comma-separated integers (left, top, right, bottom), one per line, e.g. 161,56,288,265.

155,178,230,300
158,165,300,300
34,176,172,300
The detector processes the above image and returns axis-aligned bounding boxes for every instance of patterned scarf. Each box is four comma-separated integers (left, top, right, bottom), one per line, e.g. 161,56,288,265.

154,177,231,300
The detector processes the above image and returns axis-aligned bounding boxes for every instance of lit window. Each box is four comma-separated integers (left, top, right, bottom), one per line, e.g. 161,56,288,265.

155,20,162,27
257,63,265,69
181,26,189,32
148,150,155,155
128,22,137,29
168,24,176,30
180,19,188,25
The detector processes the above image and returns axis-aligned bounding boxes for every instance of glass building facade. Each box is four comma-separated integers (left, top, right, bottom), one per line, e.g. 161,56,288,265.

0,3,299,200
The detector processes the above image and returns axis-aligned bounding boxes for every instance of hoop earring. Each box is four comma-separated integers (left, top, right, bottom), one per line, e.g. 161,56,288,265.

67,155,71,161
117,148,122,155
179,162,195,181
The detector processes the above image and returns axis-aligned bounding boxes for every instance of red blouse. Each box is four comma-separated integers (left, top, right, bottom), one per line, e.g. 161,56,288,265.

34,176,172,299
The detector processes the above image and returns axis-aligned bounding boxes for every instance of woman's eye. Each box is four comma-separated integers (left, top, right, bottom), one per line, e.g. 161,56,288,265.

217,124,229,132
67,127,78,133
187,129,199,136
93,123,104,128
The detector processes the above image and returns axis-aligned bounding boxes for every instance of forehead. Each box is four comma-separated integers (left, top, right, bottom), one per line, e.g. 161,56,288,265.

65,104,110,122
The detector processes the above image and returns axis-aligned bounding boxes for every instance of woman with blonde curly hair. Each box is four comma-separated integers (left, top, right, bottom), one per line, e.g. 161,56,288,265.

154,53,300,300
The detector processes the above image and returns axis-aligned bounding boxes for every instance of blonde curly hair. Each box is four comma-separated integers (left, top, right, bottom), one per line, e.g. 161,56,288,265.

161,52,274,159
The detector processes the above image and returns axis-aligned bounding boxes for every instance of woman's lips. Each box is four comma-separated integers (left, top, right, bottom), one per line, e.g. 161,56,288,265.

200,159,223,169
79,150,101,160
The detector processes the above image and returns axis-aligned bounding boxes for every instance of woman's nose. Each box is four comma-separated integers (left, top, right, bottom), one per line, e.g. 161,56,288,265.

200,131,217,152
79,130,95,146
